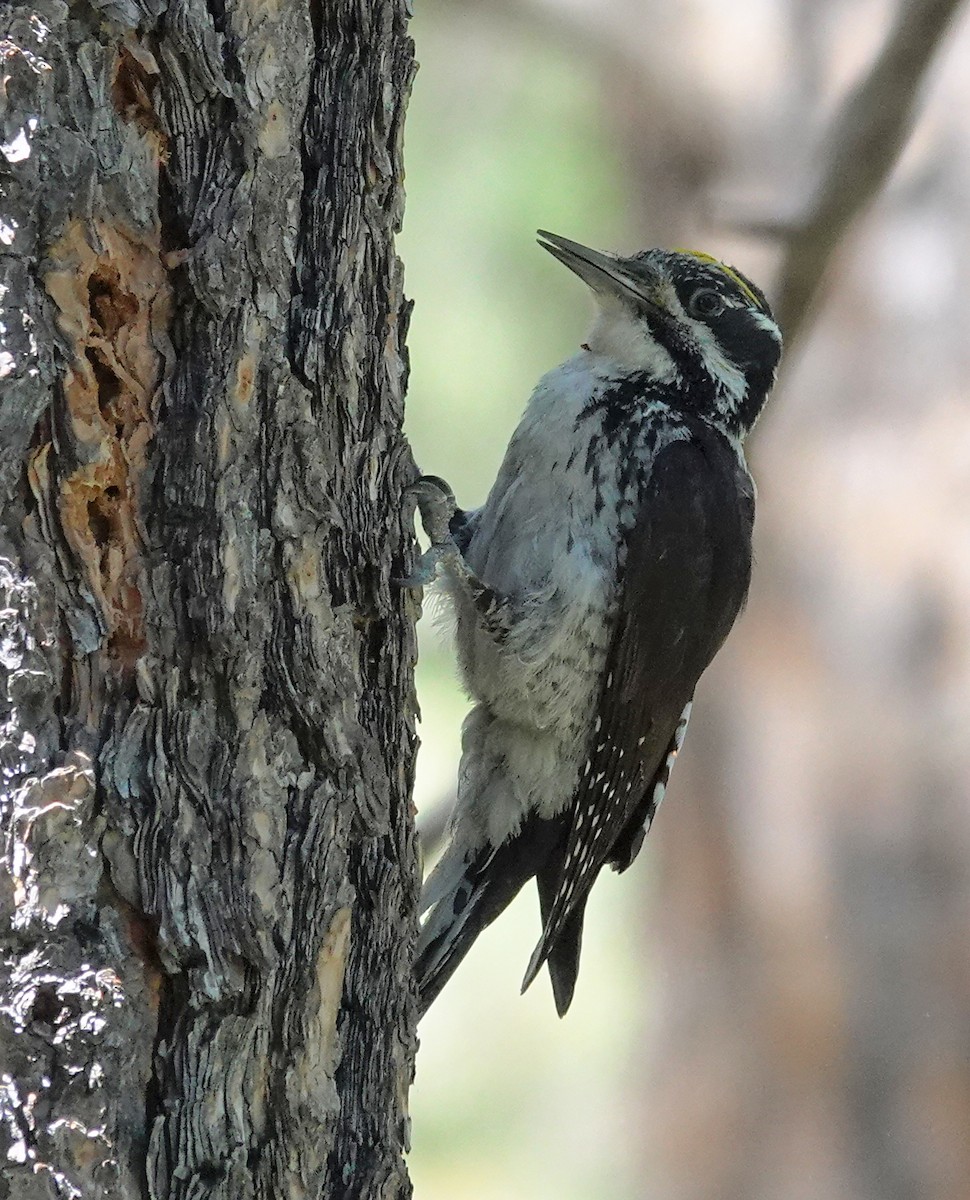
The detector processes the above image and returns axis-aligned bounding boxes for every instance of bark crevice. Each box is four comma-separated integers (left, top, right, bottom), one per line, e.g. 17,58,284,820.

1,0,419,1196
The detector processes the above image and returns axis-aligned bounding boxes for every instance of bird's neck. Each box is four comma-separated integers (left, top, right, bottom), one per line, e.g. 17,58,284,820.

567,352,756,461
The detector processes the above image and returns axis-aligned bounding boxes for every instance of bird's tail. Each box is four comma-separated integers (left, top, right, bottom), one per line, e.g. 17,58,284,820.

531,860,588,1017
415,814,564,1017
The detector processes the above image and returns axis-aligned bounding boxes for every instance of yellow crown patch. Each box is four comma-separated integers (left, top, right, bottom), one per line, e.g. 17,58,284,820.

673,249,763,309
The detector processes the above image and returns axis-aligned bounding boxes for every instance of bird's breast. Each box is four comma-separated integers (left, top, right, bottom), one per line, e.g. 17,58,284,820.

455,370,678,735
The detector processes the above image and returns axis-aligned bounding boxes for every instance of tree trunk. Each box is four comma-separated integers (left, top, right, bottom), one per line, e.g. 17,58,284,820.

0,1,419,1197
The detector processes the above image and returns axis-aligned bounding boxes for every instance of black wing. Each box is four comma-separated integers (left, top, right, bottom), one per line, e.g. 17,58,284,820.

523,425,755,1007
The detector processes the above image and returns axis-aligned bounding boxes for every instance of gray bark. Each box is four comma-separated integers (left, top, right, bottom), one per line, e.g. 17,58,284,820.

0,0,419,1197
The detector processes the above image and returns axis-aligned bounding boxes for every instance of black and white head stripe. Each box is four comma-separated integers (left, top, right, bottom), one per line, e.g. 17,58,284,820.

631,249,783,433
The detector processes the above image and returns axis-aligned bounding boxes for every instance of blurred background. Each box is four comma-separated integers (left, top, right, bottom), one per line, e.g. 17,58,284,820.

399,2,970,1198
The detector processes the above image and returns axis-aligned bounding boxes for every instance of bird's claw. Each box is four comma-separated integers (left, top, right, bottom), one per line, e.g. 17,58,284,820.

396,475,460,588
405,475,457,544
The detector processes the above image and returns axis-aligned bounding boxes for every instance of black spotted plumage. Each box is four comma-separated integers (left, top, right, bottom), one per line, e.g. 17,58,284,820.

522,421,756,1010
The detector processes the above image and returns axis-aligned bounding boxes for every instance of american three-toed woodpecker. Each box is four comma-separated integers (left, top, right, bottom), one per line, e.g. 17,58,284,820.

403,231,783,1017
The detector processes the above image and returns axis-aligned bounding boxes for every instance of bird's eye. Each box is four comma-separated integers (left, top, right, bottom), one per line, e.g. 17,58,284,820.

689,289,725,319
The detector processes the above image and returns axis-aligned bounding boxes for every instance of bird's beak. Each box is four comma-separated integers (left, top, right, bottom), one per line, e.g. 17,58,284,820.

537,230,665,311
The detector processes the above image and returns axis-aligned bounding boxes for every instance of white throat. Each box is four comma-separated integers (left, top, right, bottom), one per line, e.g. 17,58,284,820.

584,297,679,382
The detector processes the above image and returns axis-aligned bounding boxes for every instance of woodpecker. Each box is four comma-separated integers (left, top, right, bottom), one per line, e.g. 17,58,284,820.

403,231,782,1017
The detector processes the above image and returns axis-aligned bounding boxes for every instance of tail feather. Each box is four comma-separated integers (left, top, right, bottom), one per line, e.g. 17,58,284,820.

415,846,516,1018
415,813,565,1017
532,860,587,1016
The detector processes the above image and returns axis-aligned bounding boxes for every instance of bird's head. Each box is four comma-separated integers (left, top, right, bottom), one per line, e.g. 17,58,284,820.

539,231,782,437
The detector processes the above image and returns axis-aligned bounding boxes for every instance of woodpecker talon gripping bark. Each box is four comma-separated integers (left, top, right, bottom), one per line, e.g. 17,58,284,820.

397,475,460,587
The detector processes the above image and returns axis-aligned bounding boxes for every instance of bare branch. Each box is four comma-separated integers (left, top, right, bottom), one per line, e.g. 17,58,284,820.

776,0,966,345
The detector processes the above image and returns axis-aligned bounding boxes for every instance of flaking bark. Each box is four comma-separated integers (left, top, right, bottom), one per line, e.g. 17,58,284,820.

0,0,419,1197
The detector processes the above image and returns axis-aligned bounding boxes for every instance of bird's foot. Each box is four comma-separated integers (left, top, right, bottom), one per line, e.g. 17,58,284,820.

397,475,459,588
408,475,457,543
